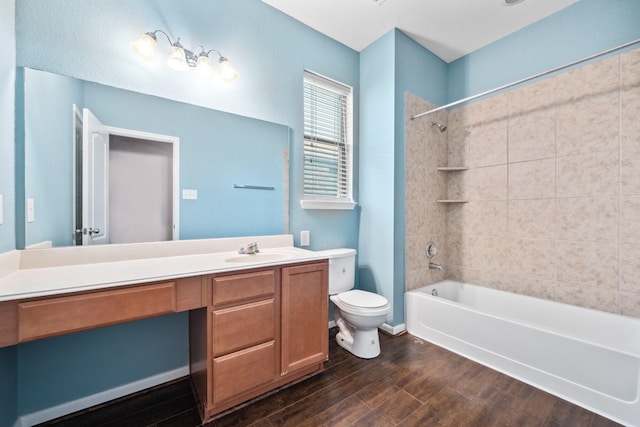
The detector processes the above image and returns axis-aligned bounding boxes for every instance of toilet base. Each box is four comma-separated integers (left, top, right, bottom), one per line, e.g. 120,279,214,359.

335,328,381,359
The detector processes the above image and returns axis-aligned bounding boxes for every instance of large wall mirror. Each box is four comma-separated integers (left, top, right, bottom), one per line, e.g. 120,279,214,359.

16,67,290,249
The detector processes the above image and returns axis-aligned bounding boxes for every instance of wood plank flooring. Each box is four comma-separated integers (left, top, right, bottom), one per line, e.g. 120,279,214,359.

40,328,622,426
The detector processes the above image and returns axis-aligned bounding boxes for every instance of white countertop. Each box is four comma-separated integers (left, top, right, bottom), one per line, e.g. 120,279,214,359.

0,235,330,302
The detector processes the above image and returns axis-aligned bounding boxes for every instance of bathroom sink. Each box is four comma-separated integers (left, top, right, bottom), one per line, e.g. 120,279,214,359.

224,252,292,263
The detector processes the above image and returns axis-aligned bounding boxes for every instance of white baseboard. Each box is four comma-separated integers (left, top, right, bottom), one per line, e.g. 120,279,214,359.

329,320,406,336
380,322,406,335
15,366,189,427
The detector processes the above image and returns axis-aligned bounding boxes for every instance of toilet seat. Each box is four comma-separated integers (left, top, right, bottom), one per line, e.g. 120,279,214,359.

337,290,388,308
331,290,391,317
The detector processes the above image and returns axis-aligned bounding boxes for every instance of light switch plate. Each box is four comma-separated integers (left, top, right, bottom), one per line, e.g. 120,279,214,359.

182,189,198,200
0,194,3,225
300,230,310,247
27,198,35,223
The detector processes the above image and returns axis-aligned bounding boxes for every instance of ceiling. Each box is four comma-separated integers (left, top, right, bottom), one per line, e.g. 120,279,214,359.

262,0,580,63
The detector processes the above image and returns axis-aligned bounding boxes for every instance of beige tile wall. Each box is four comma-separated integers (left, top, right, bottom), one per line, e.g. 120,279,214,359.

405,93,448,290
405,48,640,318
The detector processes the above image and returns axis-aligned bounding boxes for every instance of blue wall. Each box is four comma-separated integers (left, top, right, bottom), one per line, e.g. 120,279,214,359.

358,31,396,319
0,0,16,424
0,0,15,253
17,313,188,416
19,70,83,248
358,30,447,325
447,0,640,102
0,347,17,427
395,31,448,107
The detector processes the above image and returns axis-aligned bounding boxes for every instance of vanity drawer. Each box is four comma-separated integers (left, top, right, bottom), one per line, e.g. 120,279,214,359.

212,299,275,356
212,340,276,404
18,282,176,342
212,270,275,306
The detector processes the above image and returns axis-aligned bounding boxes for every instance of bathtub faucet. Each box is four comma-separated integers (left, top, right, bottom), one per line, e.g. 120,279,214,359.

429,262,443,272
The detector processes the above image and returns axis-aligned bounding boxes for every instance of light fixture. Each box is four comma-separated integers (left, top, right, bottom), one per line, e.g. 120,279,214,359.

131,30,239,82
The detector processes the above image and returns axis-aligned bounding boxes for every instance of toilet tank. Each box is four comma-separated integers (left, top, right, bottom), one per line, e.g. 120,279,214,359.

314,248,356,294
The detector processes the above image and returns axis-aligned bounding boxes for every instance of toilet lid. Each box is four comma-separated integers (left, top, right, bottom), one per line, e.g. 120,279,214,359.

337,290,388,308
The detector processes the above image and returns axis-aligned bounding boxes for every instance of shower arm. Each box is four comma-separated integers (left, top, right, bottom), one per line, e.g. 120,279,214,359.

411,38,640,120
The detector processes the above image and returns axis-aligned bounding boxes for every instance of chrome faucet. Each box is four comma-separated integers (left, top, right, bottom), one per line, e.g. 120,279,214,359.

239,242,259,255
429,262,443,272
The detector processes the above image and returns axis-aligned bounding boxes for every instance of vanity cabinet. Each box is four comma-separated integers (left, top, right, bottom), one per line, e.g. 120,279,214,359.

191,260,328,421
0,251,329,424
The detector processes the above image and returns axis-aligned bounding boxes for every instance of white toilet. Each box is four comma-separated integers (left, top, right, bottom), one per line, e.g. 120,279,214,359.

319,248,391,359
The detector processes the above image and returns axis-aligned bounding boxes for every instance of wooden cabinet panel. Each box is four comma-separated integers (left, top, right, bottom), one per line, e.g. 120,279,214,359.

281,262,328,376
212,341,277,404
0,301,18,347
18,283,176,342
189,307,209,413
212,299,275,357
176,276,205,311
212,270,275,307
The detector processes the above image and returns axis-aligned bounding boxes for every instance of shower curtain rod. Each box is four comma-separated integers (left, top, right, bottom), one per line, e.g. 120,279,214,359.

411,38,640,120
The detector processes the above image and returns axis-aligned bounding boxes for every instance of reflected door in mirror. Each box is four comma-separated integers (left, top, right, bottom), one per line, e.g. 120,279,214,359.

81,108,109,245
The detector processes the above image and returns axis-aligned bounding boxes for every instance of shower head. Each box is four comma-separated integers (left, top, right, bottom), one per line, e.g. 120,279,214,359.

429,122,447,132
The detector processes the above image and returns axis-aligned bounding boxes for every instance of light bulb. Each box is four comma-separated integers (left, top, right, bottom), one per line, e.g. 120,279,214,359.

166,44,189,71
218,57,239,82
131,32,157,61
196,54,214,80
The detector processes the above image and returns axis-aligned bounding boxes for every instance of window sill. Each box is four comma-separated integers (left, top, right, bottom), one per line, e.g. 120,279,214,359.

300,200,357,210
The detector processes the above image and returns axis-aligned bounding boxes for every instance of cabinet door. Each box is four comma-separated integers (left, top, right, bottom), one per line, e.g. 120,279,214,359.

280,262,328,376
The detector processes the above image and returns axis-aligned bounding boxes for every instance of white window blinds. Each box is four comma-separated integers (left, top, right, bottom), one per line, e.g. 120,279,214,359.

303,71,353,203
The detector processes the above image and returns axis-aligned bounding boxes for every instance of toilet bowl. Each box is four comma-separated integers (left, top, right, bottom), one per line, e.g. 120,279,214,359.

316,249,391,359
330,290,391,359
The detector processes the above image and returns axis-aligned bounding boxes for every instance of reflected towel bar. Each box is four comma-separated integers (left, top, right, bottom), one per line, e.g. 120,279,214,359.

233,184,275,190
411,38,640,120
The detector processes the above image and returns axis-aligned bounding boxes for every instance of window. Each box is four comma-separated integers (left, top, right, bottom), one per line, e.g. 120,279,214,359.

301,70,356,210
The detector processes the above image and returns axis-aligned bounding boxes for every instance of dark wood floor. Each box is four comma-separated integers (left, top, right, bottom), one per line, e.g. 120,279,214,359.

41,328,621,427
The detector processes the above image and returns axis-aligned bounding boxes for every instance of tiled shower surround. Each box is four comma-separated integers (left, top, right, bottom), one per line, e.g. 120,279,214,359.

405,47,640,318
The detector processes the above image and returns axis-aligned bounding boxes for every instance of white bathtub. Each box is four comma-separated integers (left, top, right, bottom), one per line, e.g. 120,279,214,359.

405,280,640,427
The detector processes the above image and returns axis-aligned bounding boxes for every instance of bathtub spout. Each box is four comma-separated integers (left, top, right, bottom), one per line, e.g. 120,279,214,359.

429,262,444,271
